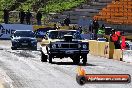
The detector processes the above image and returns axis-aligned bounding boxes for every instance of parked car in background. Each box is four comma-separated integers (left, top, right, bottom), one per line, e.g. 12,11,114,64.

34,27,55,42
11,30,37,50
97,38,107,42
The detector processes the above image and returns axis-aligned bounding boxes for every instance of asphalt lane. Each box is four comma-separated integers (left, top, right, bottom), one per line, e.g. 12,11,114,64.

0,40,132,88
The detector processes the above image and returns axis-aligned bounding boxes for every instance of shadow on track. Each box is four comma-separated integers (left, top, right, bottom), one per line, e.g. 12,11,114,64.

51,62,97,66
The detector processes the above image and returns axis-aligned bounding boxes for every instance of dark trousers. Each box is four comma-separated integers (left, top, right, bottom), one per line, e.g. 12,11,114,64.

114,42,121,49
4,17,9,24
65,23,69,26
20,18,24,24
26,19,30,25
37,19,41,25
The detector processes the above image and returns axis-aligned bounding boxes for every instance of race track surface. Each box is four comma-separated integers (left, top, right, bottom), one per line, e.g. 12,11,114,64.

0,40,132,88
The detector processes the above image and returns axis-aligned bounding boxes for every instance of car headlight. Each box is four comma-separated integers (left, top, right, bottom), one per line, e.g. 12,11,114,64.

78,44,81,48
82,44,87,49
52,44,56,48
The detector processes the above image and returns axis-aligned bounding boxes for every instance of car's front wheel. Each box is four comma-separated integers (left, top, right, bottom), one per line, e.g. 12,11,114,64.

72,55,80,65
41,51,47,62
82,55,87,65
48,54,53,63
33,47,37,50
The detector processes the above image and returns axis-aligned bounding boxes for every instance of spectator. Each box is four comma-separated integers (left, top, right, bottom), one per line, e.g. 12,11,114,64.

78,26,83,33
89,20,93,33
80,3,83,9
72,26,76,30
53,24,58,30
3,8,9,24
97,24,105,38
92,20,99,34
26,10,32,25
120,31,129,50
19,9,25,24
121,36,127,50
64,17,71,26
90,30,97,40
36,10,42,25
110,29,120,49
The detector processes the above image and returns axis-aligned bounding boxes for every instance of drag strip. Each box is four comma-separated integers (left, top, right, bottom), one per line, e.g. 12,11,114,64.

0,40,132,88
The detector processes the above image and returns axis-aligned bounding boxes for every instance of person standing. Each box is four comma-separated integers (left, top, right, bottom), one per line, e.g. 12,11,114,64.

110,29,120,49
89,20,94,33
26,10,32,25
36,11,42,25
121,36,126,50
53,24,58,30
3,8,9,24
97,24,105,38
78,26,83,33
92,20,99,34
120,31,129,50
19,9,25,24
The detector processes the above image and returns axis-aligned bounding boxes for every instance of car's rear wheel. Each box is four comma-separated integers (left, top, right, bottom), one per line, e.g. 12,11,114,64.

41,51,47,62
48,54,53,63
11,47,17,50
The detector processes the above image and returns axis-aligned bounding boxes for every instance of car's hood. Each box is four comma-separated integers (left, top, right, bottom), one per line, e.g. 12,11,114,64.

13,37,36,40
50,39,63,42
78,40,89,43
41,39,88,46
42,39,88,42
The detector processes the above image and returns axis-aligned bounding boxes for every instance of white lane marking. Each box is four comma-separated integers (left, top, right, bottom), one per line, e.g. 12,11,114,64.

95,66,106,69
0,68,14,88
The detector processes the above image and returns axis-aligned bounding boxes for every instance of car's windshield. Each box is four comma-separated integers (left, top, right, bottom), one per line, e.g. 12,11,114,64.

48,31,82,39
35,28,54,35
14,31,35,37
36,30,46,36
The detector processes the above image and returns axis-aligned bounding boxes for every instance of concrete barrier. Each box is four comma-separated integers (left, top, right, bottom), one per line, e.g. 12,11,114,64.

89,40,132,63
89,40,98,55
89,40,115,58
113,49,123,61
98,41,107,57
123,50,132,63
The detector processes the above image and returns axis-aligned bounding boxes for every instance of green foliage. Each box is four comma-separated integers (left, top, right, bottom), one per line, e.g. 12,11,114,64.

18,0,85,12
0,0,85,23
0,0,85,12
44,0,85,13
0,0,16,10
